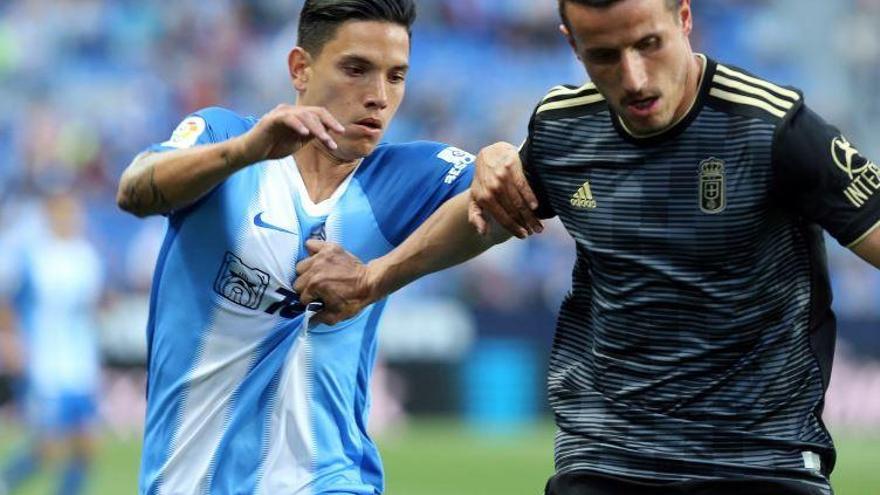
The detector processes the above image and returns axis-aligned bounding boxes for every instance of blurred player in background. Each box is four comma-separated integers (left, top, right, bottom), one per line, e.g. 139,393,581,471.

0,191,104,495
294,0,880,494
116,0,474,493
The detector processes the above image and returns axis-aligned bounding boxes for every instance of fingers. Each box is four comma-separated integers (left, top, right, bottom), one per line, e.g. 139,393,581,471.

280,113,310,136
474,177,529,238
481,195,527,238
518,173,540,211
468,198,488,235
505,171,543,234
305,239,325,256
275,106,342,151
494,179,536,236
473,142,544,238
297,111,338,150
315,107,345,135
292,263,310,294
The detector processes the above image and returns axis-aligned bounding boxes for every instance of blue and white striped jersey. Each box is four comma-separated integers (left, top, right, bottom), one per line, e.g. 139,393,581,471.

2,232,103,398
139,107,474,495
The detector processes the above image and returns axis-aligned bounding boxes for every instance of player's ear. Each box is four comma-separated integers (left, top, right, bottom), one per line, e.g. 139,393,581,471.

678,0,693,36
289,47,313,92
559,24,580,61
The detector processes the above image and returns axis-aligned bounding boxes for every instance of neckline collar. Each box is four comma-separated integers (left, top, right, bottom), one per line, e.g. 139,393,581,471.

283,155,363,217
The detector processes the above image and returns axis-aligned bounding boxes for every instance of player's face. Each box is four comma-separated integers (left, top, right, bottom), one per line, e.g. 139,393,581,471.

45,193,83,239
561,0,697,135
293,21,409,161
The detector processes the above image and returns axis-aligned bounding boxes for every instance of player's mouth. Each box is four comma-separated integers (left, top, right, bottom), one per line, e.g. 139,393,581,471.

351,117,384,138
625,96,660,119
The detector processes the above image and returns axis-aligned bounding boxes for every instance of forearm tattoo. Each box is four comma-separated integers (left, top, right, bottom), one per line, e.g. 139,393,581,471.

121,159,172,215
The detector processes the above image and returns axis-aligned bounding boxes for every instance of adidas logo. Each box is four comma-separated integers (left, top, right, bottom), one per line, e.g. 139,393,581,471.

570,180,597,209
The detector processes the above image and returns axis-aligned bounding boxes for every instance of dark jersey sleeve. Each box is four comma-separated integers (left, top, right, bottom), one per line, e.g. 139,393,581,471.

773,102,880,247
520,108,557,220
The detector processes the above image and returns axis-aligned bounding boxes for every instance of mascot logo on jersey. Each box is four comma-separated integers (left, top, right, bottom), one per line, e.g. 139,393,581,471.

699,158,726,214
214,252,270,310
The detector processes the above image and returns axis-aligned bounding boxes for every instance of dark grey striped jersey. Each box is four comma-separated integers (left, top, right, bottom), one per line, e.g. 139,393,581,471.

521,56,880,487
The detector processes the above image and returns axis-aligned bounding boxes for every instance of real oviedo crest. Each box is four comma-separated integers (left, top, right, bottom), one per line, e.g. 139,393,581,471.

699,157,726,214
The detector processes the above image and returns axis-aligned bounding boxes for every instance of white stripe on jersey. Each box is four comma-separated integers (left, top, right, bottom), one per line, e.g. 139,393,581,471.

255,331,314,494
160,159,304,494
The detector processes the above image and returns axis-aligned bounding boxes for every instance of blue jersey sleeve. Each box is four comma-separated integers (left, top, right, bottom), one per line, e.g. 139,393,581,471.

357,141,475,247
141,107,256,217
145,107,256,154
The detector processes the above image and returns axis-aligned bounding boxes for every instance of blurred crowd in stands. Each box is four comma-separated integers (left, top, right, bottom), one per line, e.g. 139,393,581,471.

0,0,879,429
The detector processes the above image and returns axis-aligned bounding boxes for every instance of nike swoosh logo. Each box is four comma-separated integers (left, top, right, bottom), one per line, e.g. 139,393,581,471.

254,212,297,235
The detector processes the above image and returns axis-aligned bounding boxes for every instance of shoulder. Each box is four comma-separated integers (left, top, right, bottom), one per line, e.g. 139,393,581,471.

362,141,475,182
532,82,608,121
161,106,256,149
371,140,470,161
705,62,803,125
193,106,257,138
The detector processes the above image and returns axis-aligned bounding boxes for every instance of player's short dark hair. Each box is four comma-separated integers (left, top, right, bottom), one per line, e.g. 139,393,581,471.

558,0,681,30
297,0,416,56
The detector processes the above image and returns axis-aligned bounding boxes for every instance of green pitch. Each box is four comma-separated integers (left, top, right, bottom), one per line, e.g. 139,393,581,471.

0,420,876,494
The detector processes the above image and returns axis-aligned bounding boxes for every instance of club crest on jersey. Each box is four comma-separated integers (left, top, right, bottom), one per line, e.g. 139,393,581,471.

214,252,270,310
698,158,726,214
570,180,597,210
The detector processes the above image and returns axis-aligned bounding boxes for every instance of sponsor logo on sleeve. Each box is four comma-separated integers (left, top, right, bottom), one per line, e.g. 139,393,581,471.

437,147,475,184
161,116,206,149
834,136,880,208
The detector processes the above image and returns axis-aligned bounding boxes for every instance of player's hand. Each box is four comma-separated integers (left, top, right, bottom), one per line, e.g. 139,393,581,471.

234,104,345,166
294,240,376,326
470,141,543,239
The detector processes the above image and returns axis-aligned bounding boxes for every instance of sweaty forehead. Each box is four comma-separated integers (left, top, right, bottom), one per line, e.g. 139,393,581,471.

319,20,410,66
566,0,674,48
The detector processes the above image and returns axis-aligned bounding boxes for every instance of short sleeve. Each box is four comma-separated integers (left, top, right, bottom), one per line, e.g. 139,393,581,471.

144,107,256,155
140,107,256,217
773,103,880,247
521,108,557,220
359,142,475,247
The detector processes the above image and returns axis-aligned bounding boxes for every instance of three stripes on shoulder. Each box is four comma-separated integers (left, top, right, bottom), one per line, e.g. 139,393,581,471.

537,83,604,115
535,64,799,119
710,64,800,119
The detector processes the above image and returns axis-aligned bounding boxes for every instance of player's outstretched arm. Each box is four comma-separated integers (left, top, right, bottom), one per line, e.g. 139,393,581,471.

469,141,544,239
116,105,344,217
294,192,512,325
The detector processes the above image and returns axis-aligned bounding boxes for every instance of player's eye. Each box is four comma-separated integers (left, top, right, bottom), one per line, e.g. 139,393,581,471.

388,71,406,84
636,36,662,52
342,64,367,77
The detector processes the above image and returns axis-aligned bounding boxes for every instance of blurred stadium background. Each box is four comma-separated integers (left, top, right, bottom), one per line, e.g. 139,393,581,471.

0,0,879,493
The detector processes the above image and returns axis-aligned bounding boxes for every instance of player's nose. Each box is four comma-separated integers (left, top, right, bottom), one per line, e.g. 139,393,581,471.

619,51,648,94
365,78,389,110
